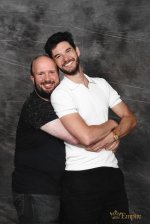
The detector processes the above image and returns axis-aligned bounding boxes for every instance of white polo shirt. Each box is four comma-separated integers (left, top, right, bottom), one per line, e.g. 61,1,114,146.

51,74,122,171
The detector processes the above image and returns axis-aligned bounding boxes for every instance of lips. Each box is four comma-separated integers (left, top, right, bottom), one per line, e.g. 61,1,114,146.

43,81,55,89
44,84,53,89
63,59,75,68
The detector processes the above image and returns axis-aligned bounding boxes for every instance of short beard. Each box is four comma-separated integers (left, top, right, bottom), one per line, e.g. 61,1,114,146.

34,85,51,100
60,58,80,76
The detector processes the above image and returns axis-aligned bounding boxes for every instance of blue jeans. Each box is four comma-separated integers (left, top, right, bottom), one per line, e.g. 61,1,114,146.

13,192,61,224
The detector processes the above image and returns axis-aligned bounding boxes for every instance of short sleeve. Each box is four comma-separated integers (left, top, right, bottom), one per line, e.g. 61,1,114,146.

25,98,58,129
51,88,77,118
96,78,122,108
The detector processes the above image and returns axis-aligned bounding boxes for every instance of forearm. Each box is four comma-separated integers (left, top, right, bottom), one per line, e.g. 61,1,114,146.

112,115,137,139
85,119,118,146
41,119,79,145
86,115,137,152
86,104,137,152
110,101,137,140
60,113,118,146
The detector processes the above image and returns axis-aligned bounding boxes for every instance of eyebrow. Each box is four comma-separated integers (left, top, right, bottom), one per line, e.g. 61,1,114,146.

66,47,72,51
53,47,73,58
53,53,60,59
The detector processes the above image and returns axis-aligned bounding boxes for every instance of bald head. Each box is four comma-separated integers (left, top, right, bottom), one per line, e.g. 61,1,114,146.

30,55,58,77
30,55,60,100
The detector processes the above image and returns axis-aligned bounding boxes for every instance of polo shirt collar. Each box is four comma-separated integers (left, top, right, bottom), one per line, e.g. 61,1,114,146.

85,74,96,84
63,74,96,90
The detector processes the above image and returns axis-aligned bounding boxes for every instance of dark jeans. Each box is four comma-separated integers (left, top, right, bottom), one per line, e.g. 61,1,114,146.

62,167,130,224
13,192,60,224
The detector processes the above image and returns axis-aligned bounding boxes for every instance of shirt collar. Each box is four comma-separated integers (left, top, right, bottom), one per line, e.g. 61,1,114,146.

85,74,96,84
62,74,96,90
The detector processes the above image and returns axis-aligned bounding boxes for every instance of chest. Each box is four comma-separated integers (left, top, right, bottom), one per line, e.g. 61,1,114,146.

71,84,109,124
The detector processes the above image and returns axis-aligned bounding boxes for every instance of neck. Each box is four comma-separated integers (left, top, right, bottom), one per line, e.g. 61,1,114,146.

34,89,49,102
65,67,89,87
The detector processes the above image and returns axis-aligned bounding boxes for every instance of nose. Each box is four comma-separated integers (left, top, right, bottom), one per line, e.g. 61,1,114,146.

63,54,69,62
44,72,51,81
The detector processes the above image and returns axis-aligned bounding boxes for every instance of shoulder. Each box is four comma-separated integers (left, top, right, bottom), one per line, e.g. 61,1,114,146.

89,76,110,90
90,77,116,98
24,92,53,115
21,93,33,113
24,91,39,107
92,77,109,85
51,79,71,99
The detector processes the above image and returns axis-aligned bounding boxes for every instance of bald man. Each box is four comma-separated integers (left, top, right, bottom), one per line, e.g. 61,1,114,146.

12,55,78,224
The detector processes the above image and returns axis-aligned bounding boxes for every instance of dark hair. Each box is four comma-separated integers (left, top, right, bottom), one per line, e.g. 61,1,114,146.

44,32,76,58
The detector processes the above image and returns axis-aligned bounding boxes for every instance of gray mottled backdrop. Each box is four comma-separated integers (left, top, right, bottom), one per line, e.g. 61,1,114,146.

0,0,149,223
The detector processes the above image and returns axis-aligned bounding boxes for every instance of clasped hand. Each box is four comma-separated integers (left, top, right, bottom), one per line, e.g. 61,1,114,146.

86,131,120,153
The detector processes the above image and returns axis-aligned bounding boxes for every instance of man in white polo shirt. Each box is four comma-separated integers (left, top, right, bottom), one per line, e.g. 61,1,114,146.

44,32,137,224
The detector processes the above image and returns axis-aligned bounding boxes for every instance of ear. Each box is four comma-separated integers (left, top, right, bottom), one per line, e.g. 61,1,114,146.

30,75,35,85
76,47,80,57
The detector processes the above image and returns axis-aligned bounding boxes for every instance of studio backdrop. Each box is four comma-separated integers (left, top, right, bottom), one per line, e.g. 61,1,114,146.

0,0,149,223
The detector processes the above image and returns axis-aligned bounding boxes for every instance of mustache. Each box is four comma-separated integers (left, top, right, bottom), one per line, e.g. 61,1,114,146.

42,80,56,85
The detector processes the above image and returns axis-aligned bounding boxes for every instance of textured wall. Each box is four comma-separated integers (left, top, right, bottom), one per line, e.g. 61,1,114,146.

0,0,150,223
